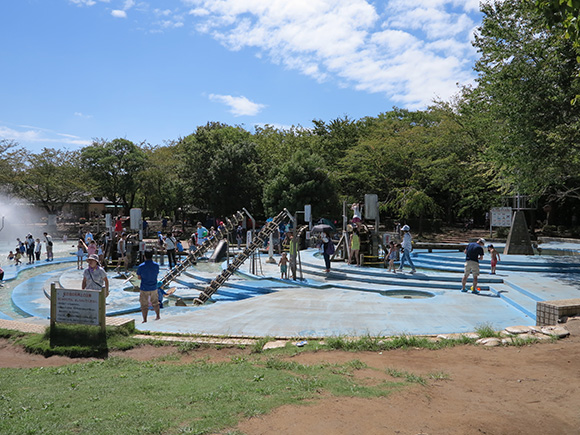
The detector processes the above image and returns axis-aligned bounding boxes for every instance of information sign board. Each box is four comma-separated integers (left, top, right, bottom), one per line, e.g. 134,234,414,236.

54,288,101,326
491,207,512,227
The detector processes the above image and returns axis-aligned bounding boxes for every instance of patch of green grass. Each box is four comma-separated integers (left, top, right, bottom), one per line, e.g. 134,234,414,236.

0,355,407,434
178,341,202,353
428,371,451,381
324,334,476,351
14,324,142,358
251,336,273,353
475,322,501,338
0,328,26,339
385,368,427,386
507,335,540,346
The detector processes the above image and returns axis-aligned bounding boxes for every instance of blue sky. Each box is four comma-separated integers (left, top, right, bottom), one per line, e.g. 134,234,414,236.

1,0,482,154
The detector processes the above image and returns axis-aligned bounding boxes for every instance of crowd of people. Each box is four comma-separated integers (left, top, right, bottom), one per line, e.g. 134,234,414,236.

6,232,55,267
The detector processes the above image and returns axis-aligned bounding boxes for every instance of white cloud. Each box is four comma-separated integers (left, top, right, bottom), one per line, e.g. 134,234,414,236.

208,94,266,116
69,0,110,6
74,112,93,119
186,0,480,108
111,10,127,18
0,125,91,148
69,0,97,6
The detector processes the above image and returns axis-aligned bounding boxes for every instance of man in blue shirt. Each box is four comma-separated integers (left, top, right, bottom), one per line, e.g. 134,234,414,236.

137,250,160,323
461,238,485,294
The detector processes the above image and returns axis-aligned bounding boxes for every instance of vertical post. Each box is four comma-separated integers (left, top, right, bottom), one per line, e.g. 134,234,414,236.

267,233,276,263
342,201,347,232
287,210,297,280
243,208,256,275
99,287,106,334
50,282,56,345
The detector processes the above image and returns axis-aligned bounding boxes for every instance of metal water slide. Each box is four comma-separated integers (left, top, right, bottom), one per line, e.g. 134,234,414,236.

193,208,291,305
157,210,246,289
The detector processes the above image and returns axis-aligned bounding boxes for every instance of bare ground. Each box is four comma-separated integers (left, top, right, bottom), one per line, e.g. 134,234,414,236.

1,322,580,435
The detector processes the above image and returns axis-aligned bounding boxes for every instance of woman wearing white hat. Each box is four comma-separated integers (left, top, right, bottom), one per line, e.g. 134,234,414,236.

82,254,109,297
398,225,417,274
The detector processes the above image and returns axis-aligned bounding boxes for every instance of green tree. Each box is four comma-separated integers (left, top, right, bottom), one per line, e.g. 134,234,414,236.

0,140,20,188
179,122,264,217
470,0,580,202
254,124,317,170
338,107,491,223
207,140,263,217
533,0,580,47
311,116,361,169
11,148,86,215
262,150,339,218
385,187,441,235
80,138,147,214
136,143,183,219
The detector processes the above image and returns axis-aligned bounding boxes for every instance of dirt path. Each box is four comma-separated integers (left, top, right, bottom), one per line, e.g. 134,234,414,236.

1,325,579,435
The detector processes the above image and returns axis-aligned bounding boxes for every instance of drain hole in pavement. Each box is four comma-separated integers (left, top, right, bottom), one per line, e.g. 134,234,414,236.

380,290,435,299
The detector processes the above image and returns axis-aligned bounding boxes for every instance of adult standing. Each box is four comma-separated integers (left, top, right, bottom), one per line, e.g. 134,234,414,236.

114,216,123,235
81,254,109,297
43,232,54,261
25,234,35,264
461,238,485,294
84,230,94,244
165,232,177,269
137,250,160,323
349,227,361,266
34,238,42,261
322,231,335,273
196,222,208,246
398,225,417,273
116,233,127,272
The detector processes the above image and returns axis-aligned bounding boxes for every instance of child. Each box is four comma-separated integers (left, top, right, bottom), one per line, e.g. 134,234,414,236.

278,252,289,279
488,244,500,274
386,241,398,273
86,240,97,257
77,239,87,270
14,250,22,266
7,251,15,264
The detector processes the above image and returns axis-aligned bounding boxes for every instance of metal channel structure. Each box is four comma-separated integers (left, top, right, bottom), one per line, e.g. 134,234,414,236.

157,210,246,289
193,208,291,305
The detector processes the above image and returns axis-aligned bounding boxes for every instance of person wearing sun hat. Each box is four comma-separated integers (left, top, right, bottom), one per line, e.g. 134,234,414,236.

398,225,417,274
81,253,109,297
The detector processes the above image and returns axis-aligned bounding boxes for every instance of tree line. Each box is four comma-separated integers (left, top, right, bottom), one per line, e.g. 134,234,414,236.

1,0,579,228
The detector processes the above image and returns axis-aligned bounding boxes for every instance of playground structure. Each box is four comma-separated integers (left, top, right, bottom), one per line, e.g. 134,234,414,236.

155,208,298,306
157,210,246,290
193,209,293,305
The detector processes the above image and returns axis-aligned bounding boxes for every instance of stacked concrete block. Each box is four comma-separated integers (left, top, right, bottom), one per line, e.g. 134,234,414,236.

537,298,580,326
